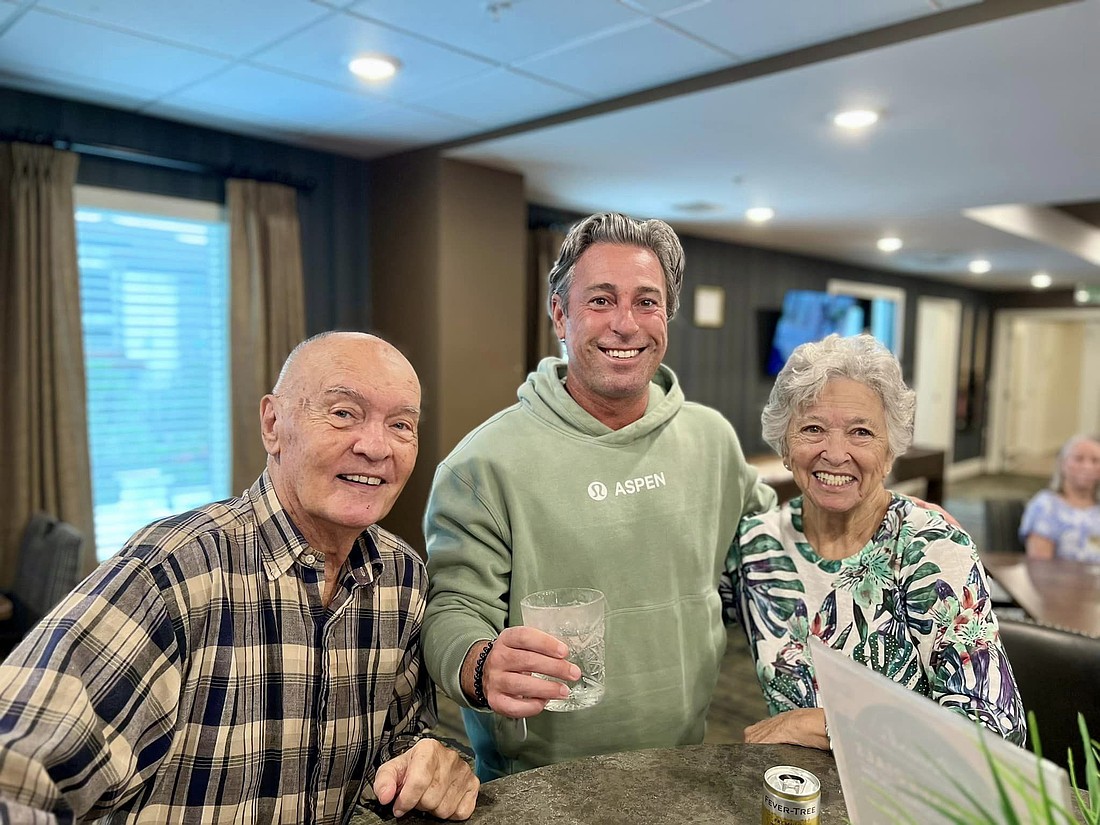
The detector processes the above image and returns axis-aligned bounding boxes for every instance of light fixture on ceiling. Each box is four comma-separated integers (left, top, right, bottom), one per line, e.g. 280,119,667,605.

833,109,880,130
348,53,401,82
877,236,902,253
745,207,775,224
1030,271,1053,289
968,259,992,275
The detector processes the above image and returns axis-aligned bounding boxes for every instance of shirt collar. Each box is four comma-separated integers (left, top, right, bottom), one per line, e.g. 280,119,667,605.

248,471,383,585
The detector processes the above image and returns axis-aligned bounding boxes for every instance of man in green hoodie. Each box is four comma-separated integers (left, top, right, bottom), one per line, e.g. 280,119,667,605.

422,212,777,779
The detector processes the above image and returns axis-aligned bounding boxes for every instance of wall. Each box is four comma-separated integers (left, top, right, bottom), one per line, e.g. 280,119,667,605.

1,88,374,335
1081,324,1100,436
530,206,995,461
438,160,528,449
371,154,526,551
368,151,443,549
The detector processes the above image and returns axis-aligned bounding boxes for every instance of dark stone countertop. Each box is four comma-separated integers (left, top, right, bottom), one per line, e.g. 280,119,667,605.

384,743,846,824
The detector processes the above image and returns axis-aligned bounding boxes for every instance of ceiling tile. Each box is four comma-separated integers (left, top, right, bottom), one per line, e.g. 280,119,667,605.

0,3,23,27
34,0,333,58
410,68,590,129
344,0,645,64
143,99,321,144
623,0,712,14
662,0,982,60
325,104,477,153
0,9,230,99
0,69,160,111
164,64,394,128
517,20,731,98
250,12,494,100
143,99,416,160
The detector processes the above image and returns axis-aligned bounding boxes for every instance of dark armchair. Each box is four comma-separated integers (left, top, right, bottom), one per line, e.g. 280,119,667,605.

997,617,1100,780
0,512,85,660
984,498,1027,554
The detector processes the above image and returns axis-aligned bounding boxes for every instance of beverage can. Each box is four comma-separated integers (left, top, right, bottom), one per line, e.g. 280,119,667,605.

762,765,820,825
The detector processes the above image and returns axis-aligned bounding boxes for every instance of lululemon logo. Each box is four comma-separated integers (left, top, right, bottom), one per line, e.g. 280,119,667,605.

587,481,608,501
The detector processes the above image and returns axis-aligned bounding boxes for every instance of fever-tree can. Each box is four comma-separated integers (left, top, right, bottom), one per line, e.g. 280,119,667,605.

762,765,821,825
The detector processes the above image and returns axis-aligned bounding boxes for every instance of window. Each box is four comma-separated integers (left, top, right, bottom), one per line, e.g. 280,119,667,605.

75,186,230,559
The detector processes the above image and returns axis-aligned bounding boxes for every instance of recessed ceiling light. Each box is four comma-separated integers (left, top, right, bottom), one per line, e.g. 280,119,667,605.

1030,271,1053,289
745,207,774,224
877,236,903,253
349,54,400,82
1076,288,1092,304
833,109,880,130
968,259,992,275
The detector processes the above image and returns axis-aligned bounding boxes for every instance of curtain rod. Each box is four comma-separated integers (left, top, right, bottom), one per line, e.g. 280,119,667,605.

2,129,317,193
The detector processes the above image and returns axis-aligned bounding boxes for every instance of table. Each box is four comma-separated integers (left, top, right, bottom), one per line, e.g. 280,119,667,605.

395,744,846,824
749,446,946,505
981,551,1100,637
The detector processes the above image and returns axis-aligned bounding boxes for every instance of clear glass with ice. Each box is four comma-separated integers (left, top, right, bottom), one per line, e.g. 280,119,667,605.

519,587,606,712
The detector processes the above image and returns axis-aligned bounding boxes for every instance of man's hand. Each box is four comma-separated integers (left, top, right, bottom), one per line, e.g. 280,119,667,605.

461,626,580,718
908,495,961,528
744,708,829,751
373,738,479,820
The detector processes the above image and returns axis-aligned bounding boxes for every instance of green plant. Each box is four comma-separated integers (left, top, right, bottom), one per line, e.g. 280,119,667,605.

1066,714,1100,825
891,712,1098,825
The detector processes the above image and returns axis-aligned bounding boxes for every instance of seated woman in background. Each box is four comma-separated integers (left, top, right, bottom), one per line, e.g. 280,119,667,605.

722,334,1025,749
1019,434,1100,561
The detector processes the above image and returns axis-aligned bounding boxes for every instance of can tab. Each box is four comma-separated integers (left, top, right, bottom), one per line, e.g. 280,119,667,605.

778,774,806,794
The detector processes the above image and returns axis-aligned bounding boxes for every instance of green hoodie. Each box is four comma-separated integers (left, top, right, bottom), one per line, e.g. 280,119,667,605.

423,358,775,777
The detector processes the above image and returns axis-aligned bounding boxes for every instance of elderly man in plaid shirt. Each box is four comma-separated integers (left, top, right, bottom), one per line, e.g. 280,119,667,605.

0,332,478,823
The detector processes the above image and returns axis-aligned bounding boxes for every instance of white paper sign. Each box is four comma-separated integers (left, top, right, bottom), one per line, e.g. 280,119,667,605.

810,637,1073,824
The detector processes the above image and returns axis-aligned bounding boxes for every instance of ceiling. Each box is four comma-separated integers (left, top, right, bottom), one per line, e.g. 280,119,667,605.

2,0,1099,291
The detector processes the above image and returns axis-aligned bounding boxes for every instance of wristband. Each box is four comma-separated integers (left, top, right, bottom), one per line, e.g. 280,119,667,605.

472,639,494,709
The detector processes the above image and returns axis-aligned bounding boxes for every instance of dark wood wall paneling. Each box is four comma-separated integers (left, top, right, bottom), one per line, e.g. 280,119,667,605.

1,88,374,334
530,205,996,461
991,288,1083,310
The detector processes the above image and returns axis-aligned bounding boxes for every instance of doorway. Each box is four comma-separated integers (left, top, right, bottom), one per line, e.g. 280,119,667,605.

988,309,1100,476
913,297,962,464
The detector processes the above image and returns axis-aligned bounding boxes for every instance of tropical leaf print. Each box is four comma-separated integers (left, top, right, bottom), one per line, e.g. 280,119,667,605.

731,495,1026,745
835,546,892,610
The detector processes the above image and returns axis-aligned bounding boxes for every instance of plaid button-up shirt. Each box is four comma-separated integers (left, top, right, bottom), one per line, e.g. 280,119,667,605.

0,472,435,824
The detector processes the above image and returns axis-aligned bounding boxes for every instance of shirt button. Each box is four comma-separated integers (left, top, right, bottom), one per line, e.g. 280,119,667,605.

302,553,316,565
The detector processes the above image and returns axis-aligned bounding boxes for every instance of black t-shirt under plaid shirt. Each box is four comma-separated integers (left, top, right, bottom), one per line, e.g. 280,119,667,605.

0,472,435,824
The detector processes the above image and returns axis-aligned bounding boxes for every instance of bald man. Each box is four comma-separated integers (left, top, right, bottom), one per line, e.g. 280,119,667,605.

0,332,478,823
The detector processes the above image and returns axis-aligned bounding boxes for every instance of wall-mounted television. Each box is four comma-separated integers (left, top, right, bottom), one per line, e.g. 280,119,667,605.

765,289,900,376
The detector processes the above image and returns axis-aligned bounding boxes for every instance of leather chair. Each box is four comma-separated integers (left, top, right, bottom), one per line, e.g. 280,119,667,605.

997,617,1100,780
984,498,1027,554
0,512,85,660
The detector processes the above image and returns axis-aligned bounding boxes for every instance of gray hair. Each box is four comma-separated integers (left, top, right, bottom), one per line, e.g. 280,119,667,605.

1049,434,1100,500
761,333,916,459
547,212,685,319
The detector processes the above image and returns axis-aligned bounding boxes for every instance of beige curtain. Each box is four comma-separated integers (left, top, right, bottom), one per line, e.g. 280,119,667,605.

0,143,97,584
227,178,306,495
528,227,567,371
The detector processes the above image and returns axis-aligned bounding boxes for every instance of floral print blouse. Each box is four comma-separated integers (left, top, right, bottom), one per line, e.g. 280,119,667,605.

721,494,1026,745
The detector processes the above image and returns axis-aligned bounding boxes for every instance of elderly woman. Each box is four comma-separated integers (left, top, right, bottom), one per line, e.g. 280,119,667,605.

723,334,1025,749
1019,434,1100,561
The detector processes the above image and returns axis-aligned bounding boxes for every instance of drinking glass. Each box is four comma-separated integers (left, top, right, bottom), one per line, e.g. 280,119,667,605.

519,587,606,712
